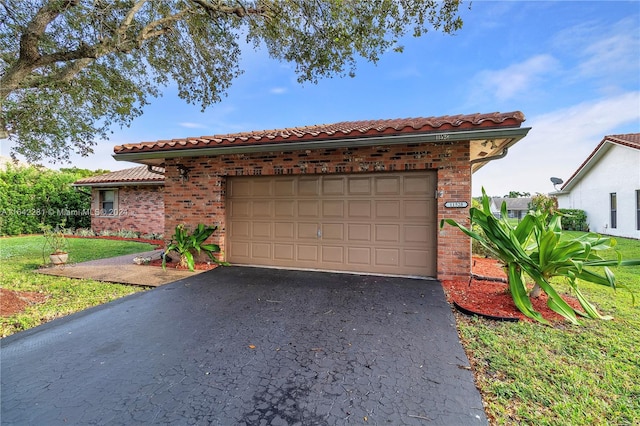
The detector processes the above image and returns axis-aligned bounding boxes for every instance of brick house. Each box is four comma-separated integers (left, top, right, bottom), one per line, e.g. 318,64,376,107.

73,166,165,236
112,112,530,280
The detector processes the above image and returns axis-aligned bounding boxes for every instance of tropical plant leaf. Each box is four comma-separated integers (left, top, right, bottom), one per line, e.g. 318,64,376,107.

507,263,548,324
440,187,640,324
162,223,224,271
572,286,613,320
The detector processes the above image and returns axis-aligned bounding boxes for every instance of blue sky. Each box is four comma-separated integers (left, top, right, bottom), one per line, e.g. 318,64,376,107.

6,1,640,196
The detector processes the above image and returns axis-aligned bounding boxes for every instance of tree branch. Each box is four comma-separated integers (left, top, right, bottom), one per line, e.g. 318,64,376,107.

190,0,265,18
20,0,80,63
138,9,192,45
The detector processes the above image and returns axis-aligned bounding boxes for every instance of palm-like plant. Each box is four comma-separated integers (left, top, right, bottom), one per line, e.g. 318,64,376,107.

441,189,639,324
162,224,226,272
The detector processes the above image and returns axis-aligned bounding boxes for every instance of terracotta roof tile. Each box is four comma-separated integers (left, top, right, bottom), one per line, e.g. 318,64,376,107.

114,111,525,154
74,166,164,186
605,133,640,149
561,133,639,190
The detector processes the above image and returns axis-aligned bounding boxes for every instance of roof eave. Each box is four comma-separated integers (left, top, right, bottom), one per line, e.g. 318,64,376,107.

560,142,614,192
112,127,531,166
72,180,164,188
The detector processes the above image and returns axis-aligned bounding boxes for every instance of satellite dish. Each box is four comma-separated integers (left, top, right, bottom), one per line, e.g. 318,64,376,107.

550,177,563,190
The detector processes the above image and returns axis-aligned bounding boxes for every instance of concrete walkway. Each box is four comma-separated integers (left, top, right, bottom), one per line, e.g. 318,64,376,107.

2,267,487,425
36,249,203,286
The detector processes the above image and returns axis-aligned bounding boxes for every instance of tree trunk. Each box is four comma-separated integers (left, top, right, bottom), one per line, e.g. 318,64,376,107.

530,283,542,298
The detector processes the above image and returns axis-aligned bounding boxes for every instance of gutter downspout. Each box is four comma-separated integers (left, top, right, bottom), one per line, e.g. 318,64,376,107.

469,147,509,166
147,165,164,175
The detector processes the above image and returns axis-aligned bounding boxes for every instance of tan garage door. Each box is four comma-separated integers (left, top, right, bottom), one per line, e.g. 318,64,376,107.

227,172,437,277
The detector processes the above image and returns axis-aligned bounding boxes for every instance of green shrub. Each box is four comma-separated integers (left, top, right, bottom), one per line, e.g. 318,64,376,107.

559,209,588,231
0,165,99,235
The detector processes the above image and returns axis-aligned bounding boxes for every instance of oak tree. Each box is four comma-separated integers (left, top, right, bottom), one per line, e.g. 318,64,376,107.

1,0,464,163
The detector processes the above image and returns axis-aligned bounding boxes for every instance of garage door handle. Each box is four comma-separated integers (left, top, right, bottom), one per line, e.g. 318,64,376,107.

317,229,322,238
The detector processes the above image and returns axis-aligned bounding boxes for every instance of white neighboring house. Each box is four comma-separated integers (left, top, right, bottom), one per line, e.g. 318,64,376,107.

554,133,640,239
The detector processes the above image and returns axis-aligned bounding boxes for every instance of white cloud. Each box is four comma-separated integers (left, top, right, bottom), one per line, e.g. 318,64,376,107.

471,54,560,102
473,91,640,197
552,17,640,89
179,122,207,129
269,87,287,95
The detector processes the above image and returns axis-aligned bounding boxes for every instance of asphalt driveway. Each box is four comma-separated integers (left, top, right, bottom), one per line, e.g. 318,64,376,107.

1,267,487,425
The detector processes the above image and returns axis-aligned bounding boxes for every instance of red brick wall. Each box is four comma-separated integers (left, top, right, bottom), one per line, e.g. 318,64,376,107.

91,185,164,236
163,142,472,280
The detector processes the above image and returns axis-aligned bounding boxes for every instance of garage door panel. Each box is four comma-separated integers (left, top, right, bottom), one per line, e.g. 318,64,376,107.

404,225,429,244
275,222,294,239
375,224,400,243
228,179,251,197
375,248,400,267
228,173,437,276
274,179,295,196
347,247,371,265
229,241,250,258
404,200,430,219
375,176,400,194
322,200,344,217
348,177,371,195
298,200,319,217
321,246,344,263
322,223,344,240
375,200,400,219
297,245,318,262
275,200,295,217
404,249,431,268
251,243,271,259
274,244,294,261
230,221,250,238
348,223,371,241
348,200,372,219
403,175,431,195
252,222,271,238
252,200,272,217
229,200,251,217
299,178,320,196
253,180,273,196
322,177,345,195
298,223,319,239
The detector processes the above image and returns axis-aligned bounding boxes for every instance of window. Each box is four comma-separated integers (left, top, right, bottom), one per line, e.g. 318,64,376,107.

610,193,617,229
636,190,640,231
99,190,117,216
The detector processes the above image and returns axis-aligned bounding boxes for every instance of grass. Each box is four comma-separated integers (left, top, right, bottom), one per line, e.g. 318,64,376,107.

460,233,640,425
0,235,155,337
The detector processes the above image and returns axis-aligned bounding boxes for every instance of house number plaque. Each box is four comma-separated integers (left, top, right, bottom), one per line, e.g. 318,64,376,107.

444,201,469,208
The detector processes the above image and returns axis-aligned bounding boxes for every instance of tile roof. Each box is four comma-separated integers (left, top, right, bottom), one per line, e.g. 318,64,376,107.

561,133,640,190
605,133,640,149
73,166,164,186
114,111,525,154
491,197,532,210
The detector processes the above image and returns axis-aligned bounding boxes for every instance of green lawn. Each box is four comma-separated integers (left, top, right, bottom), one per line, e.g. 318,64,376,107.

0,236,155,337
460,233,640,425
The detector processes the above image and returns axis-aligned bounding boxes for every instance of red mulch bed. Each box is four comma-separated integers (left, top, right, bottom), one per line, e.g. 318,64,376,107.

0,288,49,317
147,258,218,271
442,257,582,322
